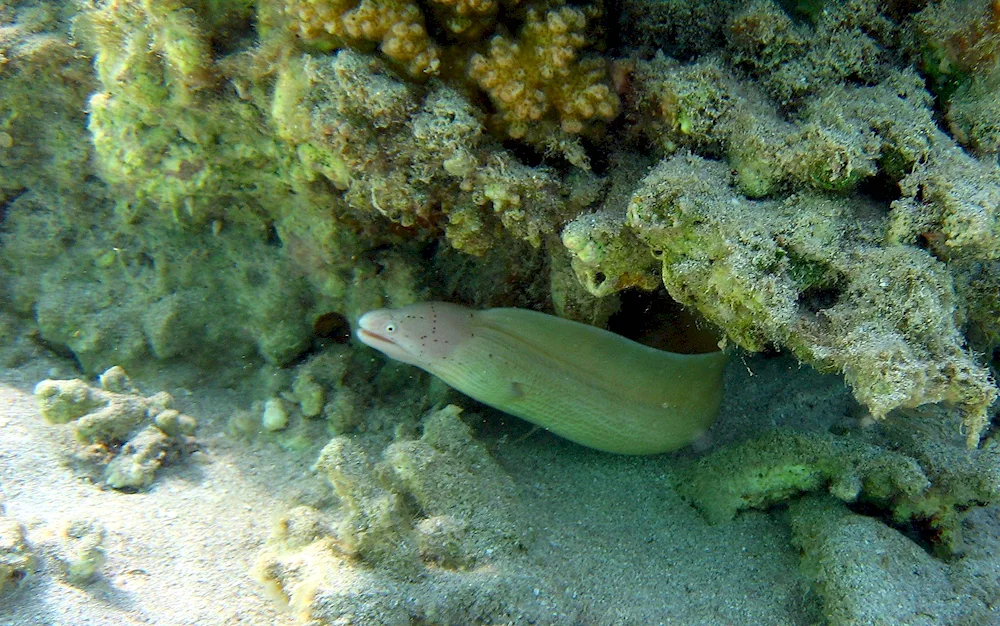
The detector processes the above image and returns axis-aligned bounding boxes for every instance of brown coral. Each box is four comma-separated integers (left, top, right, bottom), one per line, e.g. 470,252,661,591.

281,0,441,77
469,6,619,140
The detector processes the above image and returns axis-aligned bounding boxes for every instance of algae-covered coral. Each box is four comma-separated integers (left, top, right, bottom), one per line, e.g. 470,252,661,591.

675,422,1000,555
626,152,996,445
35,366,198,491
255,405,540,623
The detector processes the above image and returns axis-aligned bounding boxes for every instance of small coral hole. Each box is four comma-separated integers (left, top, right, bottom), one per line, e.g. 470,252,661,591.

6,567,26,586
796,283,843,315
313,312,352,344
608,288,723,354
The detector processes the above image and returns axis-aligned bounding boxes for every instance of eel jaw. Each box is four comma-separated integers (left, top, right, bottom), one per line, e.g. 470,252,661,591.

355,324,421,367
356,327,398,353
357,328,389,345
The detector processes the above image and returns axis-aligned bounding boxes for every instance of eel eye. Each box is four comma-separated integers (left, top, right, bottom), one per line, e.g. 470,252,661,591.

385,323,396,333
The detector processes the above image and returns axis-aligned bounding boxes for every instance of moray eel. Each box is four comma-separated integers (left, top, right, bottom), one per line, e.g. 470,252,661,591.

356,302,727,455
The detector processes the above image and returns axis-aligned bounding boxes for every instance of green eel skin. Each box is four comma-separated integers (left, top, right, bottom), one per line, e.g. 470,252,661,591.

356,302,728,454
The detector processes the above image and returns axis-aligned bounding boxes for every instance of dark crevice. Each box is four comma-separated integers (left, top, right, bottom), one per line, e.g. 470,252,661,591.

0,188,27,227
797,282,843,315
608,287,723,354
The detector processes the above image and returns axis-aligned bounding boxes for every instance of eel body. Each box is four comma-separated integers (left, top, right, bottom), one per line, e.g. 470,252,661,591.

356,302,727,455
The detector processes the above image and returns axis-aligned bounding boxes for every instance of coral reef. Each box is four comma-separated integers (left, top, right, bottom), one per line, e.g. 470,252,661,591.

34,366,198,491
286,346,364,433
0,185,329,375
78,0,289,226
3,0,607,380
633,57,937,197
0,2,95,196
584,7,1000,442
1,0,1000,620
613,0,731,59
725,0,896,107
266,0,620,157
272,49,591,254
620,154,995,444
1,0,992,430
913,0,1000,157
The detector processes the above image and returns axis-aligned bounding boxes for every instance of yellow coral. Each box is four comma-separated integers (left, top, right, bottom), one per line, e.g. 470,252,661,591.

281,0,441,77
469,6,619,139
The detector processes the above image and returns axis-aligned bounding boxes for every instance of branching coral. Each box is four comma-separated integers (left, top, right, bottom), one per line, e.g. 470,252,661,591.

469,6,619,154
426,0,509,41
279,0,509,76
270,0,620,157
278,0,441,77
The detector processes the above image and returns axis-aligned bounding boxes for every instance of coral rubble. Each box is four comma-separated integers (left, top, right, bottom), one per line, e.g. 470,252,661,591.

0,510,34,598
57,519,107,586
256,405,538,623
35,366,198,491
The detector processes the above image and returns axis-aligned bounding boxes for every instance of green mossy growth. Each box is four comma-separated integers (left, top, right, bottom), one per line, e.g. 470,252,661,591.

675,423,1000,555
674,430,929,526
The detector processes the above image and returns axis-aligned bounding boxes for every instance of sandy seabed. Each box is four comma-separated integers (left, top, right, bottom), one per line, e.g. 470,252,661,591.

1,350,997,626
0,357,305,626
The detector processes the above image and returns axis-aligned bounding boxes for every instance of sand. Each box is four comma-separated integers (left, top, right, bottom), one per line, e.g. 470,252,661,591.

0,358,304,626
0,350,996,625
